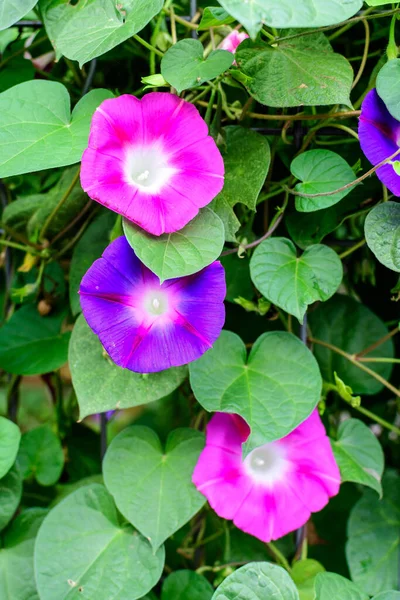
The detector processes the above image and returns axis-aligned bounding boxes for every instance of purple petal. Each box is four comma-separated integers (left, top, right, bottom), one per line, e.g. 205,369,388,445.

359,89,400,196
79,237,226,373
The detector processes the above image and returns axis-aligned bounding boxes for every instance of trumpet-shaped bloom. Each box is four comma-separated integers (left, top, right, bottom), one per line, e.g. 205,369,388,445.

193,411,340,542
79,236,226,373
80,93,225,236
219,31,249,54
359,88,400,196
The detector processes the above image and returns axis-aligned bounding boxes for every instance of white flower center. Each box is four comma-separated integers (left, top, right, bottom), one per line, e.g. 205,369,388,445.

244,443,290,486
144,290,169,316
124,143,178,194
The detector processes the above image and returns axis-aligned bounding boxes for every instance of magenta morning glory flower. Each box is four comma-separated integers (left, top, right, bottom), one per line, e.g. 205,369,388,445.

219,31,249,54
80,93,225,236
79,236,226,373
359,88,400,196
193,410,340,542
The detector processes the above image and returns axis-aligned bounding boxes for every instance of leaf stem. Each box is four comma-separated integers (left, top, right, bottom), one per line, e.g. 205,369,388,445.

351,404,400,437
132,35,164,58
352,19,370,89
266,542,291,572
356,327,399,358
163,8,199,30
39,167,81,242
339,239,366,259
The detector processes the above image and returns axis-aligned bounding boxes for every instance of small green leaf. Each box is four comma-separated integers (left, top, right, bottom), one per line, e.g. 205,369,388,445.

198,7,235,30
0,81,113,178
346,472,400,595
212,562,299,599
314,572,369,600
236,34,353,107
123,207,225,282
290,150,356,212
69,315,187,419
250,238,343,322
211,126,270,241
162,570,213,600
0,465,22,531
40,0,164,66
365,202,400,272
331,419,384,496
292,559,325,600
103,427,206,552
189,330,322,453
34,483,165,600
376,59,400,120
17,425,64,487
0,0,38,30
0,508,47,600
69,211,116,315
0,306,70,376
218,0,362,37
333,373,361,407
161,39,233,93
309,295,394,395
0,417,20,480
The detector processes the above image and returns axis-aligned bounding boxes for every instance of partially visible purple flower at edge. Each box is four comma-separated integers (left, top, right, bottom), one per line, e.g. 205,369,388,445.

359,88,400,196
79,237,226,373
193,410,341,543
219,30,249,54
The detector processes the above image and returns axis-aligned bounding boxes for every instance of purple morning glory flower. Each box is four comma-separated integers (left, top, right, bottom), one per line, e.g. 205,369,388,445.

359,88,400,196
79,237,226,373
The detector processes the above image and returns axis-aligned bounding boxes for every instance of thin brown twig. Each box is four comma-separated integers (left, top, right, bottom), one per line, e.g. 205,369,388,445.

355,327,400,358
221,213,283,256
352,19,370,89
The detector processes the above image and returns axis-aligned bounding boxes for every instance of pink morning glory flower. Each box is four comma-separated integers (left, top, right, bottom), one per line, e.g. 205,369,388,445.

359,88,400,196
79,236,226,373
219,31,249,54
193,411,341,542
80,93,225,236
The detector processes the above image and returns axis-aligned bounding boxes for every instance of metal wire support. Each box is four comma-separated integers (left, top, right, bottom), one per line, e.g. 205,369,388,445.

190,0,197,38
81,58,97,96
100,413,108,460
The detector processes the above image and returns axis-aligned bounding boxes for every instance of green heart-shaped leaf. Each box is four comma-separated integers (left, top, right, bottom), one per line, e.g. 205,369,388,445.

218,0,362,38
103,427,206,552
0,418,20,480
0,0,37,30
250,237,343,322
0,80,113,178
212,562,299,599
17,425,64,487
40,0,164,66
365,202,400,272
162,570,214,600
0,465,22,532
123,208,225,282
331,419,384,496
189,330,322,453
161,39,234,93
69,315,188,419
34,483,165,600
314,573,368,600
290,150,356,212
292,559,325,600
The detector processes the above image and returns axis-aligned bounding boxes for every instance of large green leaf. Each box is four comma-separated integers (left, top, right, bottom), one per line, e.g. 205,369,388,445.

69,211,116,315
0,508,47,600
314,573,368,600
0,306,70,376
198,7,234,30
0,417,20,480
0,81,113,178
292,559,325,600
0,0,38,30
103,427,206,552
250,238,343,322
161,39,233,93
0,465,22,531
376,59,400,121
34,483,165,600
17,425,64,487
236,34,353,107
211,126,270,241
309,295,394,395
365,202,400,272
346,472,400,596
218,0,362,37
189,330,321,453
69,315,187,419
331,419,384,496
212,562,299,599
162,570,214,600
40,0,164,66
123,208,225,283
290,150,356,212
